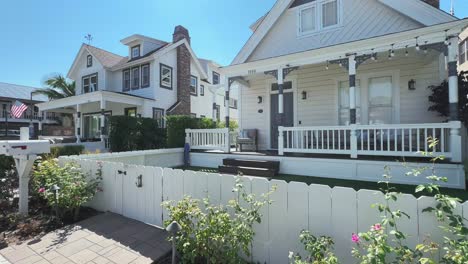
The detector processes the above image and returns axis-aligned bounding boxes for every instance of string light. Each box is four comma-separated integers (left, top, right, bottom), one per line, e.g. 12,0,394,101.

390,44,395,57
338,56,342,67
423,41,428,54
405,45,409,57
326,60,329,70
444,30,449,45
388,49,392,60
415,37,420,51
371,49,377,61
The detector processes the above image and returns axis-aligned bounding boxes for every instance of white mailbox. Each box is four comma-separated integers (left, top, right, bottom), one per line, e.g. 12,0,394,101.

0,140,50,156
0,138,51,215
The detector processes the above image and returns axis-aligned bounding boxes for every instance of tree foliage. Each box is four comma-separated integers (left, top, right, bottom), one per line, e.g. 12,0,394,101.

35,74,76,100
428,71,468,126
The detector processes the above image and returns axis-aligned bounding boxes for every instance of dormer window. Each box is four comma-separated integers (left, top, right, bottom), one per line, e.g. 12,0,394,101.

87,55,92,67
131,45,140,59
298,0,341,37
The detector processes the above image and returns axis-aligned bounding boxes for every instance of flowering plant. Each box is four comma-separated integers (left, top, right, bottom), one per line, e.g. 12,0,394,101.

33,159,102,220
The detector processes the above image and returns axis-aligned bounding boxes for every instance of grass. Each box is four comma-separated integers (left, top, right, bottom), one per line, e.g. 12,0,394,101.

175,166,468,202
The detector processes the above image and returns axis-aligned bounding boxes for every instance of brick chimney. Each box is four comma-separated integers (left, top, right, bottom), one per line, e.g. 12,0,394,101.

421,0,440,8
169,26,192,115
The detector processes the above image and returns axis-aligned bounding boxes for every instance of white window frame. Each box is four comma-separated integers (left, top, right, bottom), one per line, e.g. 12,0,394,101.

122,69,131,91
160,64,173,89
297,0,342,37
131,45,140,59
190,75,198,96
459,40,467,65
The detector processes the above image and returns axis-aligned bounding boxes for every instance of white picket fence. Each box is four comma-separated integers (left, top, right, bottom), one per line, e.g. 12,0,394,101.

278,121,463,162
60,155,468,264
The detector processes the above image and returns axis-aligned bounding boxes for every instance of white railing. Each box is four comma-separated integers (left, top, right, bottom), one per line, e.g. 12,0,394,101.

279,121,462,162
186,128,230,152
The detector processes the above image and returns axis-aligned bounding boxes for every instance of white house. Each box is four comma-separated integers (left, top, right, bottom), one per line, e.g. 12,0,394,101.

36,26,238,146
186,0,468,188
460,28,468,72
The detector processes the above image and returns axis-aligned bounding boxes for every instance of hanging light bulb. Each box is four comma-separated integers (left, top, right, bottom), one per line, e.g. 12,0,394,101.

388,50,392,60
371,49,376,61
405,45,409,57
444,30,449,45
390,44,395,57
423,41,428,54
326,60,329,70
415,37,420,51
338,57,342,67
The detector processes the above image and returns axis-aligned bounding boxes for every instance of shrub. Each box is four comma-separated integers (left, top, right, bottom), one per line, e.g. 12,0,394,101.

166,115,217,148
108,116,166,152
162,178,275,263
32,159,102,221
217,120,239,132
46,145,85,159
289,231,338,264
428,71,468,126
0,155,14,178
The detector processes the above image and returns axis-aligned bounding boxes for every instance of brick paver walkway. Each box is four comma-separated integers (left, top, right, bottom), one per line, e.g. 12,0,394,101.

0,213,171,264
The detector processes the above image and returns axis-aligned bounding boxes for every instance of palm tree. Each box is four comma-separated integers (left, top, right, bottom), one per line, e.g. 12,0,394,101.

35,74,75,100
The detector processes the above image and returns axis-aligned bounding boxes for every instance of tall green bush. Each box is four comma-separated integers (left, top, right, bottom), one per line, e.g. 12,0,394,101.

108,116,165,152
166,115,217,147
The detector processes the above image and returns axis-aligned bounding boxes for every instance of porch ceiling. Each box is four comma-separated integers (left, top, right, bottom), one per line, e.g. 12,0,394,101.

224,19,468,77
36,91,153,112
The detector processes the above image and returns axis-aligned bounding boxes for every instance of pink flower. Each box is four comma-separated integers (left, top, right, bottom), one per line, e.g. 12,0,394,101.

373,224,382,231
38,187,45,193
351,233,360,243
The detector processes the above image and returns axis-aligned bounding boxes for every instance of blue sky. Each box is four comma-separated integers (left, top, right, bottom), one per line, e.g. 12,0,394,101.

0,0,466,88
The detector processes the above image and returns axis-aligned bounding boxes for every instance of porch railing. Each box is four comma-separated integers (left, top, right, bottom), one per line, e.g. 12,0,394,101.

185,128,230,152
279,122,463,162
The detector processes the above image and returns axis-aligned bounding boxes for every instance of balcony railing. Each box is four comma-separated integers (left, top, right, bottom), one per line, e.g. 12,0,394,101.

279,122,462,162
0,111,59,121
186,128,231,152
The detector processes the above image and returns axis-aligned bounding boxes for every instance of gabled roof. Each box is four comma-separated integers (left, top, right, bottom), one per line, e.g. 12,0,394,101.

0,82,48,102
120,34,168,46
231,0,457,65
67,44,125,78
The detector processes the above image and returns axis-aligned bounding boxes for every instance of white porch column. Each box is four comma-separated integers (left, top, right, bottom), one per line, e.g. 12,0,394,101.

224,77,230,128
348,55,357,125
212,88,217,121
75,104,81,143
277,67,285,122
100,100,106,142
38,111,43,136
448,36,461,162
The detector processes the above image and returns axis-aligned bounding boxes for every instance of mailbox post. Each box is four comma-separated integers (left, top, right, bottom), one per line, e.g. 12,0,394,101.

0,132,50,215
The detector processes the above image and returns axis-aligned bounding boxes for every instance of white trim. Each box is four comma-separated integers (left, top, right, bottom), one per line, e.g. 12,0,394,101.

232,0,457,65
226,19,468,76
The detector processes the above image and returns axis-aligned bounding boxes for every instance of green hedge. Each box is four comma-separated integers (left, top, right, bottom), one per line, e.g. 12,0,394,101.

109,116,166,152
0,155,14,178
166,116,218,148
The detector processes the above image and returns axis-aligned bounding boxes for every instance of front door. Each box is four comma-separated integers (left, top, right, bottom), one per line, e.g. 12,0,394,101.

270,92,294,149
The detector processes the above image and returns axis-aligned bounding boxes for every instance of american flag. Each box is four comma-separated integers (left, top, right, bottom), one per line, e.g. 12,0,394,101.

10,100,28,118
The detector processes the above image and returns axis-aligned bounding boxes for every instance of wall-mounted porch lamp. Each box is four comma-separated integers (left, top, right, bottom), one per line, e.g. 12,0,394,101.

302,91,307,100
408,79,416,90
257,96,263,104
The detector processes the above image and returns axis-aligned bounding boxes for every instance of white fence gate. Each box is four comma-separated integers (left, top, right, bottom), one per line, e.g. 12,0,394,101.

62,157,468,264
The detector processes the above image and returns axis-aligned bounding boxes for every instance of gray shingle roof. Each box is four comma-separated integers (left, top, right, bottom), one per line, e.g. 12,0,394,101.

0,82,48,102
85,44,125,68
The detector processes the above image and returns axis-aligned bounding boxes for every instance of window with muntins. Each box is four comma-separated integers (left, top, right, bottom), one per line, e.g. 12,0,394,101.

460,40,466,65
131,67,140,90
200,85,205,96
298,0,340,36
212,71,220,85
123,70,131,91
229,98,238,109
87,55,92,67
152,108,165,128
82,74,98,94
131,45,140,59
160,64,172,89
338,80,361,125
190,75,198,96
141,64,150,88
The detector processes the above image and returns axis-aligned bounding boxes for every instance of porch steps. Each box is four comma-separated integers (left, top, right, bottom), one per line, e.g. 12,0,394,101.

218,158,280,177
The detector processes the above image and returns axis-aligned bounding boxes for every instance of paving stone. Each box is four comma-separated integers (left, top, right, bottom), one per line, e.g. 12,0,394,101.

2,246,37,263
14,254,44,264
68,249,99,264
129,256,153,264
56,239,94,257
104,247,139,264
86,244,103,254
88,256,109,264
40,251,61,261
48,255,71,264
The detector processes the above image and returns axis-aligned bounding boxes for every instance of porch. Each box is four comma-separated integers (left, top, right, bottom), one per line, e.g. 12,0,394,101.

36,91,152,148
